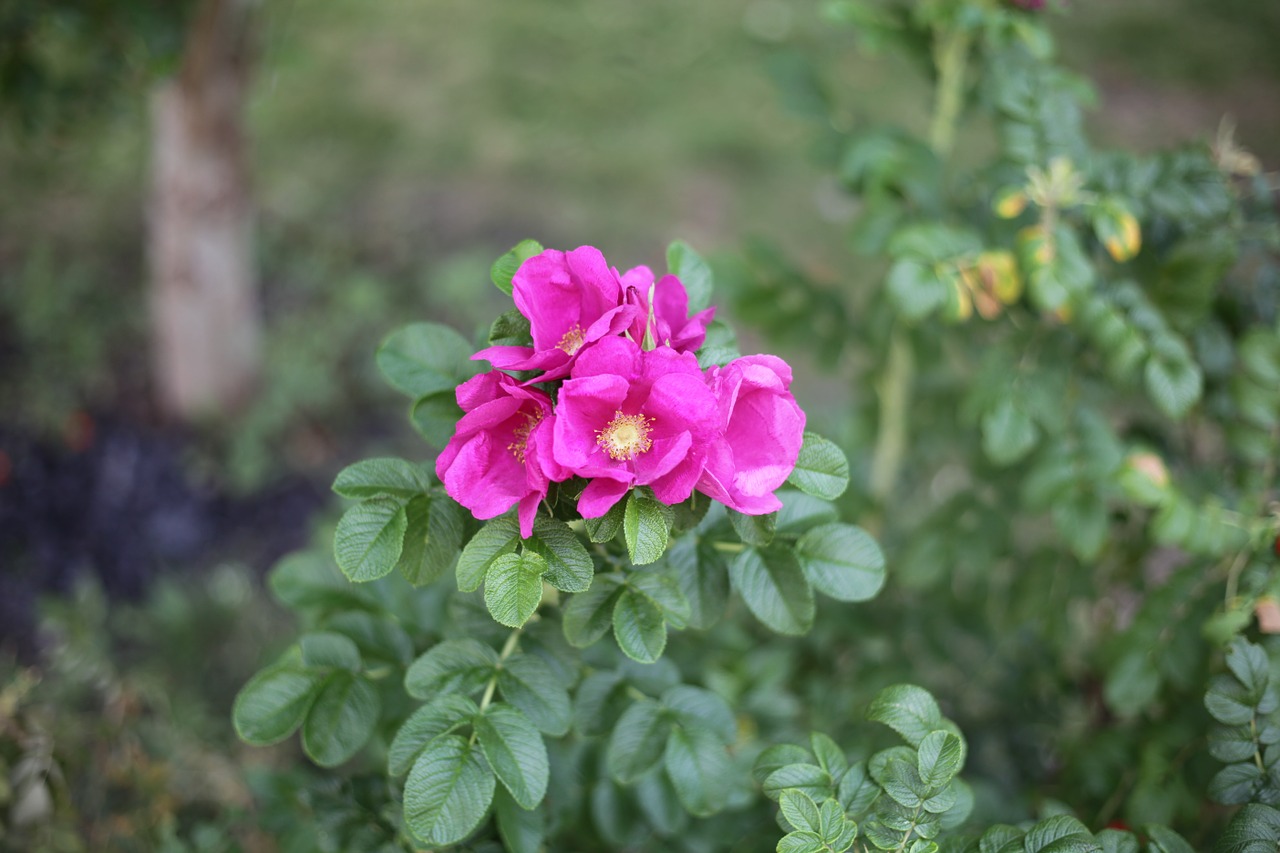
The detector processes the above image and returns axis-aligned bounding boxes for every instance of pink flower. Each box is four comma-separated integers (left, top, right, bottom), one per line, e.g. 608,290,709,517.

436,371,565,538
473,246,637,382
623,269,715,353
553,337,719,517
697,355,806,515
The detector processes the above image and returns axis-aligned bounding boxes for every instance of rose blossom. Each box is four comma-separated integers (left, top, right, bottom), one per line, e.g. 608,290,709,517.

436,370,565,538
622,268,715,353
553,337,719,517
697,355,805,514
473,246,637,382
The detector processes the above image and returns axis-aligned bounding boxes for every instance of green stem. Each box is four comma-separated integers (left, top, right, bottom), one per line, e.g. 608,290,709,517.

868,24,971,517
476,627,525,721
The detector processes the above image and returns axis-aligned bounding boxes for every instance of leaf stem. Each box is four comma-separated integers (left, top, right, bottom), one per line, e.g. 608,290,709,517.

478,626,525,717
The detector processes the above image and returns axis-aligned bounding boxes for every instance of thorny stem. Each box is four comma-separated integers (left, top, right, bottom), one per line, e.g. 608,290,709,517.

868,23,970,521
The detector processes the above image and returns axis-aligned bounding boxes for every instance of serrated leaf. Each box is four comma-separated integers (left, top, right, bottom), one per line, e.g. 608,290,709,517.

667,240,715,313
1145,825,1195,853
1096,829,1139,853
613,586,667,663
874,758,926,809
789,432,850,500
668,536,728,630
1214,803,1280,853
635,768,689,837
526,516,593,592
388,694,481,776
867,685,943,748
1023,814,1100,853
332,457,433,499
1144,356,1202,420
405,492,467,586
730,546,814,635
403,734,495,846
630,567,691,629
404,639,498,700
1210,762,1264,805
664,723,731,816
663,685,735,745
325,612,413,667
491,239,545,295
796,523,886,602
563,574,624,648
755,744,815,785
778,830,828,853
484,551,547,628
475,704,548,809
233,664,326,745
497,653,572,736
1206,675,1257,726
838,762,880,815
764,764,833,802
779,789,822,833
585,498,626,543
607,699,672,783
810,732,849,781
777,490,840,535
301,672,380,767
489,308,533,347
697,318,741,369
334,497,407,582
625,491,674,565
1227,639,1271,699
457,515,522,593
1209,725,1260,764
730,508,777,547
916,730,964,788
410,390,464,448
377,322,475,399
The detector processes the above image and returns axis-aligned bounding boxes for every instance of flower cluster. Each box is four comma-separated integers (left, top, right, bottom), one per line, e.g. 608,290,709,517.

438,245,806,538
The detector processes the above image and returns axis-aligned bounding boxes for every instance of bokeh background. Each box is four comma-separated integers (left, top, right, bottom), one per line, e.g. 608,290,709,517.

1,0,1277,847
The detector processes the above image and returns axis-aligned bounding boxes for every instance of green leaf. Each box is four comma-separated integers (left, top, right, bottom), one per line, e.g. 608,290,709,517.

403,734,495,846
667,536,728,630
1022,815,1100,853
562,574,624,648
1206,674,1256,726
325,612,413,667
377,321,475,399
488,308,533,348
1097,829,1139,853
867,684,944,748
404,639,498,700
397,494,466,586
730,508,777,547
410,391,464,449
874,757,927,809
630,568,691,629
839,762,880,815
635,770,689,837
981,399,1040,466
779,789,822,833
777,490,840,535
763,763,834,803
457,515,522,593
810,732,849,781
301,672,380,767
795,523,886,603
491,239,545,296
1210,762,1264,805
613,586,668,663
388,694,480,776
730,546,814,635
664,723,731,816
332,457,433,499
268,552,380,615
916,730,964,788
233,664,326,745
1144,356,1202,420
475,704,548,810
484,551,547,628
1145,825,1195,853
299,631,362,672
664,685,736,745
607,699,672,783
625,491,674,565
1209,724,1260,764
755,744,815,784
496,653,572,736
1227,638,1271,699
697,318,741,369
333,497,407,582
526,516,594,593
585,499,626,543
778,831,828,853
667,240,714,313
789,432,850,500
885,258,948,322
1214,804,1280,853
494,786,545,853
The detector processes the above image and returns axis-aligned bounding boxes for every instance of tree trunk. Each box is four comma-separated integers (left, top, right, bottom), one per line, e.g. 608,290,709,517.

149,0,259,420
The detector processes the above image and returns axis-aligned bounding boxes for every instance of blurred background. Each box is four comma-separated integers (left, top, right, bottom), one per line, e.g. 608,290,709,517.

1,0,1277,848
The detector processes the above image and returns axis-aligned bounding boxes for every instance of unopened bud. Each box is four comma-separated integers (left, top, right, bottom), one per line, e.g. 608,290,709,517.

994,188,1028,219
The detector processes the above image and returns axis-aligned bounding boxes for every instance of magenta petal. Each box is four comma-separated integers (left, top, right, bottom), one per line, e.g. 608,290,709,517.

578,477,631,518
633,432,693,485
517,493,541,539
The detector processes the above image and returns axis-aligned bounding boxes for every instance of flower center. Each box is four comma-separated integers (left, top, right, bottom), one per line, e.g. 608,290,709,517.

596,411,654,461
557,324,586,355
507,409,543,463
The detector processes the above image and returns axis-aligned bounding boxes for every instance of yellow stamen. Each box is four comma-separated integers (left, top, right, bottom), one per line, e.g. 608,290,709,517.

596,411,654,461
557,325,586,355
507,410,544,463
